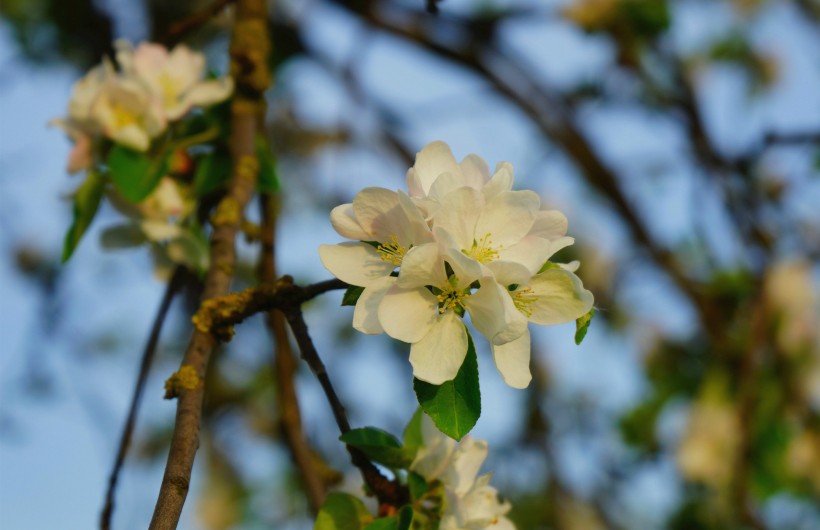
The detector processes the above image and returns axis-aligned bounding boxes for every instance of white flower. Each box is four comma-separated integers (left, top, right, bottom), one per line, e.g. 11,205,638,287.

676,399,740,488
319,187,434,334
411,416,515,530
117,41,233,121
376,237,528,385
90,76,166,151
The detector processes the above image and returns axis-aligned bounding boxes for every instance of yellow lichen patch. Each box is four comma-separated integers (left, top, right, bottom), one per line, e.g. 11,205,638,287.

192,289,255,337
211,196,241,227
241,220,261,242
164,365,201,399
236,155,260,184
376,235,407,266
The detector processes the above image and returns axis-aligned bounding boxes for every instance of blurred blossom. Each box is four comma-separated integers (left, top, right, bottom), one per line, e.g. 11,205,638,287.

676,398,740,489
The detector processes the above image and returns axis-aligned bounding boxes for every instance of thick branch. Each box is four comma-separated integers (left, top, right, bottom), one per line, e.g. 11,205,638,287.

148,1,269,528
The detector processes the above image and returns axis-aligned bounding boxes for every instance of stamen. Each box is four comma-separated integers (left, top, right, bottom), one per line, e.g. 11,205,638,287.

437,286,470,314
376,235,407,266
463,232,501,263
512,287,536,317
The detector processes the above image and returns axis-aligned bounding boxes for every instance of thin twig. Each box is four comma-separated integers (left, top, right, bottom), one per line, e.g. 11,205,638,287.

161,0,236,46
148,1,269,528
259,192,327,514
100,267,186,530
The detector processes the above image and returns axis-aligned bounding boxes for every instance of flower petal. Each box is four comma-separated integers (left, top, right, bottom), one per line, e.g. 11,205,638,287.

409,310,468,385
353,276,396,334
483,161,514,199
475,190,539,248
528,268,594,325
408,141,460,196
318,242,395,286
497,235,554,275
379,284,438,343
434,187,484,250
184,78,233,109
491,331,532,389
329,203,370,240
485,260,533,287
351,187,400,240
398,243,447,288
530,209,568,239
465,278,528,345
459,154,489,190
428,171,464,201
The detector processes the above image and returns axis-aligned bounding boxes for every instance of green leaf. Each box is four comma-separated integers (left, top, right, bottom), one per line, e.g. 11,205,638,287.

342,285,365,307
99,223,147,249
402,408,425,451
62,169,106,262
575,308,595,345
536,261,560,274
314,492,372,530
407,472,428,501
413,330,480,441
256,136,280,193
107,145,169,203
193,149,232,197
363,517,398,530
397,505,414,530
340,427,415,469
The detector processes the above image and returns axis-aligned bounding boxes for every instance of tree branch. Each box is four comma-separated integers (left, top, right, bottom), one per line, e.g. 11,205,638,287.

100,266,186,530
148,1,270,528
161,0,236,46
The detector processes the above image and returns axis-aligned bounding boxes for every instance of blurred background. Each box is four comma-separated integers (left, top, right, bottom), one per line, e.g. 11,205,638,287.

1,0,819,529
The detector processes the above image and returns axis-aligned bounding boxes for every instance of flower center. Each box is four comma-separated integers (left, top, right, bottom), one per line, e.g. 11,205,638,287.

376,235,407,266
437,285,470,314
464,232,500,263
110,100,139,129
512,286,536,317
158,73,181,108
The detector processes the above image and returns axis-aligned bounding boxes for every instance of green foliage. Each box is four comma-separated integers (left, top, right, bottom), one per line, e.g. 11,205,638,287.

617,0,670,38
314,492,373,530
339,427,416,469
99,223,147,249
342,285,365,307
107,145,170,203
363,506,413,530
414,330,480,441
193,149,232,197
256,135,280,193
62,169,106,262
402,408,425,451
407,471,428,501
575,308,595,345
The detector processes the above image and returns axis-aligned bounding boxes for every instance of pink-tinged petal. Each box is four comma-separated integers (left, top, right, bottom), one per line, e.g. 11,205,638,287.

351,187,400,239
434,187,484,250
485,260,532,287
497,235,554,275
528,269,594,325
329,203,370,240
411,141,460,196
66,133,93,174
530,209,568,238
428,171,464,201
379,284,438,343
459,154,489,190
475,190,539,248
398,243,447,288
491,331,532,389
483,161,514,199
318,242,395,286
465,278,528,345
353,276,396,335
409,311,468,385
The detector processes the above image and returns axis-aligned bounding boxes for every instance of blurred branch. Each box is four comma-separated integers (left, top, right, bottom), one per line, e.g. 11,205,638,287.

161,0,236,46
100,266,186,530
149,1,269,528
259,192,327,514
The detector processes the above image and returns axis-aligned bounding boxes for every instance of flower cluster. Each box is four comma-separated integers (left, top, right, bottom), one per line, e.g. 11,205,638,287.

52,40,233,172
412,415,514,529
320,141,594,388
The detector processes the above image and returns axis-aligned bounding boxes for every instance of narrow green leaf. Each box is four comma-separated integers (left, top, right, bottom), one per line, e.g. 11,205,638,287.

575,308,595,345
340,427,415,468
397,505,414,530
413,330,480,441
402,408,425,451
342,285,365,307
107,145,169,202
193,149,232,197
314,492,371,530
62,169,106,262
256,136,280,193
407,472,428,501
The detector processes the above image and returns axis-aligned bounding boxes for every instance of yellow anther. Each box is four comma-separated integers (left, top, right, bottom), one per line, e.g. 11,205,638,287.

463,232,501,263
512,287,537,317
376,235,407,266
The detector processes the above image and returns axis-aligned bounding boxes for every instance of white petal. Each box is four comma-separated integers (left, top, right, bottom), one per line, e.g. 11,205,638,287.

443,437,488,495
397,190,434,245
434,187,484,250
318,242,395,286
353,276,396,334
379,284,438,343
528,269,594,325
485,260,533,286
466,278,528,345
530,209,568,239
184,78,233,109
491,331,532,389
141,220,182,241
398,243,446,288
351,187,400,240
459,154,489,190
428,171,464,201
543,236,575,261
475,190,539,248
483,161,514,199
329,203,370,240
497,235,554,275
410,141,460,196
409,311,468,385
